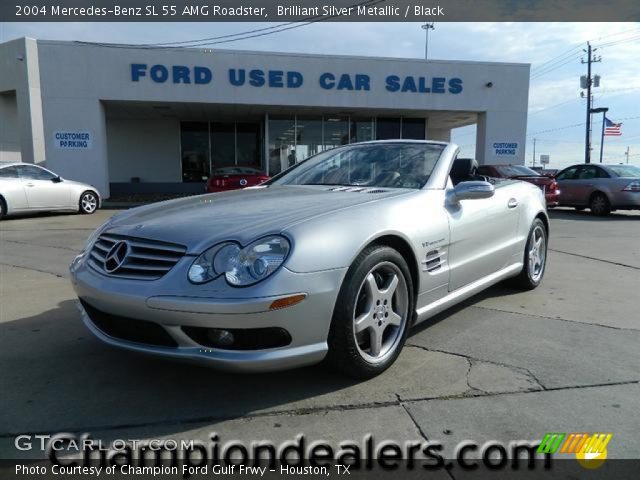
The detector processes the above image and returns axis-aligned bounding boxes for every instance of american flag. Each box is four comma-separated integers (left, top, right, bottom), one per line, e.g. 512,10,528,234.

604,117,622,136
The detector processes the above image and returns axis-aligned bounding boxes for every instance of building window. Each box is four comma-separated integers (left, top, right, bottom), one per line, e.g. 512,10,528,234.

236,123,262,168
295,116,323,163
181,122,210,182
350,117,375,143
268,117,296,176
401,118,426,140
376,117,401,140
210,122,236,170
323,116,349,149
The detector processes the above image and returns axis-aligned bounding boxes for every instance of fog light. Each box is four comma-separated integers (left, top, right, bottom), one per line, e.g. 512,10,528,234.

206,329,234,348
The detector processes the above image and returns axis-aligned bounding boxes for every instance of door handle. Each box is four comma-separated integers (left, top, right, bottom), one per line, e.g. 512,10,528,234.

25,183,35,187
508,198,519,209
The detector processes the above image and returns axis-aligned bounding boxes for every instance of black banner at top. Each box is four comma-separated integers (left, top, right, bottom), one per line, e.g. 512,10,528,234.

3,0,640,22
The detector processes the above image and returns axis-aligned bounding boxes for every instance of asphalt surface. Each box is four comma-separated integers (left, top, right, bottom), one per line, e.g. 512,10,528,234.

1,208,639,466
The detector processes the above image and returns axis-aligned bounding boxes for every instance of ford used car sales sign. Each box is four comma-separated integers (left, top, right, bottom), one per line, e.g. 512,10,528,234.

130,64,464,94
54,131,92,149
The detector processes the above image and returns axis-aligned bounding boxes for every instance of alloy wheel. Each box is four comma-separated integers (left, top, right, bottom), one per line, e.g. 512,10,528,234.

528,225,546,282
352,261,409,364
81,193,97,213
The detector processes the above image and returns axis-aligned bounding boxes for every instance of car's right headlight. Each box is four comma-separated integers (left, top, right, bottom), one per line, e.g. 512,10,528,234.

188,235,290,287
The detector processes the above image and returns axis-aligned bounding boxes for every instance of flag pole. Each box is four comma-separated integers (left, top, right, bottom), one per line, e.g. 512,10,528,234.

599,112,606,163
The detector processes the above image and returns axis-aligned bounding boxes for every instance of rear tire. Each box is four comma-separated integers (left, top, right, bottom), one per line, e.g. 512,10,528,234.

590,192,611,216
326,245,414,379
79,191,98,214
509,218,548,291
0,196,6,220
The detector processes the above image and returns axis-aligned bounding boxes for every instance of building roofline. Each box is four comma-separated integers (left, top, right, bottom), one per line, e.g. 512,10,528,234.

10,37,530,68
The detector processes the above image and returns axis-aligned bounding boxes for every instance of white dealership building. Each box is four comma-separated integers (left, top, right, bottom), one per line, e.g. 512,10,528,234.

0,37,530,198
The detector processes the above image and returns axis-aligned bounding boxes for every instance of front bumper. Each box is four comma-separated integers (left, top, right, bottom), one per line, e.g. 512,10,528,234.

70,253,346,372
611,191,640,209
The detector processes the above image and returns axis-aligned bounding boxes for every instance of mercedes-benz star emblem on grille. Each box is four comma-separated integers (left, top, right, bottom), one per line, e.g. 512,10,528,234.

239,178,248,186
104,240,130,273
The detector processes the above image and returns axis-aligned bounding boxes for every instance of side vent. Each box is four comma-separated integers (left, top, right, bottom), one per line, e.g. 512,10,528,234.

422,249,446,273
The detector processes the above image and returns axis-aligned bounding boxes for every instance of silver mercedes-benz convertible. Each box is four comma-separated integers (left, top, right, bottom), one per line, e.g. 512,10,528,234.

70,141,549,378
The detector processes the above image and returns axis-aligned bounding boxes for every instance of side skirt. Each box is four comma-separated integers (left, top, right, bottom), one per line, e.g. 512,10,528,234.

414,263,522,324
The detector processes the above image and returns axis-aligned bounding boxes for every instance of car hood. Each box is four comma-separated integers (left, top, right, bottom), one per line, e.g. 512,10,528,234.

106,185,411,252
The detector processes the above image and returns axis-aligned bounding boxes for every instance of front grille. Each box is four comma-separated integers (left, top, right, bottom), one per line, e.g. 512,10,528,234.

88,233,186,280
81,300,178,347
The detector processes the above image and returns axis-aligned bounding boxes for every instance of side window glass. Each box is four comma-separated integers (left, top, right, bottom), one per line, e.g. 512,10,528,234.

17,166,55,180
0,166,19,178
556,167,578,180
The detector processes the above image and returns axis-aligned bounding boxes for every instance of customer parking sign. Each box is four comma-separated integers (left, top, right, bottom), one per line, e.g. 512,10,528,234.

53,131,92,149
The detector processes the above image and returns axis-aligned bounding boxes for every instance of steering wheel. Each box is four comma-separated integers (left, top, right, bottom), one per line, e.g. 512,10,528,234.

392,173,424,189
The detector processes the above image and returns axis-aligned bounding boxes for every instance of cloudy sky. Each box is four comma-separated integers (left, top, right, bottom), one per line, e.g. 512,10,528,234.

2,21,639,168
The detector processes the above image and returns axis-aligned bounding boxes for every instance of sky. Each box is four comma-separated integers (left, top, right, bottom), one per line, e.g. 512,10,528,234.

1,21,639,169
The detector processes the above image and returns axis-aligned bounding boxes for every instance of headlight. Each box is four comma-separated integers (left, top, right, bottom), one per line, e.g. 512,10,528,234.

188,236,290,286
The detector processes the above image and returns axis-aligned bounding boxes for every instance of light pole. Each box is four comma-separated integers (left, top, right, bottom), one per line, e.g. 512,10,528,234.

590,107,608,164
421,22,435,60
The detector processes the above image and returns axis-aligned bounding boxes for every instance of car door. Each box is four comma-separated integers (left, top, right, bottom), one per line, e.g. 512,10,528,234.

446,180,521,291
16,165,71,210
555,166,580,205
569,165,609,206
0,166,30,211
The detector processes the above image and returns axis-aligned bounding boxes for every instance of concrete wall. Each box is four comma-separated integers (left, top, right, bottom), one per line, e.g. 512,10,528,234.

0,37,45,165
107,117,181,183
0,91,21,161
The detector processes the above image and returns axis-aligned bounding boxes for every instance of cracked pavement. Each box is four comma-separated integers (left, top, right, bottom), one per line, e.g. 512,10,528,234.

1,208,639,463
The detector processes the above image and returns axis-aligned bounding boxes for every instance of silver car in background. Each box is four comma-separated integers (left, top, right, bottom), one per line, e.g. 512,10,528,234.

70,141,549,378
0,163,100,219
555,163,640,216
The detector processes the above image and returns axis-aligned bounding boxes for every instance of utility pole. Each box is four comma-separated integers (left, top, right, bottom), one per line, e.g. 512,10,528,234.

625,146,630,164
532,138,536,167
421,22,435,60
581,43,601,164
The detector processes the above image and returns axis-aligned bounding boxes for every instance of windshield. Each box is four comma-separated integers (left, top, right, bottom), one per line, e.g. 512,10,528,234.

606,165,640,178
268,143,446,189
496,165,540,177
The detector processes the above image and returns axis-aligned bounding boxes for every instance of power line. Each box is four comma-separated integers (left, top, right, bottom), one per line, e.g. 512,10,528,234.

74,0,385,49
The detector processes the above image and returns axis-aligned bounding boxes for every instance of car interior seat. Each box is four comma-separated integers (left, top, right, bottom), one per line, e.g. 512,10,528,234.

450,158,491,185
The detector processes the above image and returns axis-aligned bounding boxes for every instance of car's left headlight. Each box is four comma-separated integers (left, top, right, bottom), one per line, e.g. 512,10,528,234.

188,235,291,287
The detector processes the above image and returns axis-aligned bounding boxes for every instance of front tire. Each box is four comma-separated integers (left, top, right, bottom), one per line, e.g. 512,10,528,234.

509,218,548,290
326,245,414,379
590,192,611,216
79,191,98,214
0,196,6,220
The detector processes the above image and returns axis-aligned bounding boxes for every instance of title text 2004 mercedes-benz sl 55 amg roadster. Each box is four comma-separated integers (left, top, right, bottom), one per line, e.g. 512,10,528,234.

70,141,549,378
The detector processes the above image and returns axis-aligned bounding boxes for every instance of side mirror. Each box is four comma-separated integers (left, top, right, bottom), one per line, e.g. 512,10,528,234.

447,181,495,204
51,176,62,183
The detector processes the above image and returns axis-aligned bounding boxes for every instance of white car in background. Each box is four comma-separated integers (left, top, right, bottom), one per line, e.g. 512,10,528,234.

0,163,101,219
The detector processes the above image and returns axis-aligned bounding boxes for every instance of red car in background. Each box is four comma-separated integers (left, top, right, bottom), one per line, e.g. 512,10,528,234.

477,164,560,207
205,166,270,193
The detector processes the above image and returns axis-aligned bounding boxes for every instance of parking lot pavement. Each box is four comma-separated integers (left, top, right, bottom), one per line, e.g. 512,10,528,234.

1,208,639,461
